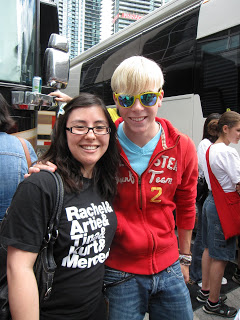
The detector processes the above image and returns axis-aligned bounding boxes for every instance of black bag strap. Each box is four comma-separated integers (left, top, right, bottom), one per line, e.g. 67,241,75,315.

41,170,64,246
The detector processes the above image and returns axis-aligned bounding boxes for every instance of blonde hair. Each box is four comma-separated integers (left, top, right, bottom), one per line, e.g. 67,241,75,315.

111,56,164,95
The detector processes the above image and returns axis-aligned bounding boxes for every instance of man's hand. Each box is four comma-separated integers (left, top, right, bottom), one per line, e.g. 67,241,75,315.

180,264,190,283
24,161,57,178
49,91,72,103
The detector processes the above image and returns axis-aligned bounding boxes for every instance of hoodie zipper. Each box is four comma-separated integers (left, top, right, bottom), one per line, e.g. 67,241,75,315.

138,175,142,209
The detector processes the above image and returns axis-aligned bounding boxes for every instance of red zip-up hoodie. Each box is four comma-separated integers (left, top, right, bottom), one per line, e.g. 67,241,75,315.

105,117,198,275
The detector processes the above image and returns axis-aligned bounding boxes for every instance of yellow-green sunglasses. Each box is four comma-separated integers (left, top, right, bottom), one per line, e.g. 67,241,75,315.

114,90,162,108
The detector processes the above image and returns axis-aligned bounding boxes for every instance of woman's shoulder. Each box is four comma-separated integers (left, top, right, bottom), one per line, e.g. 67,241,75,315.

23,170,59,195
211,142,232,152
211,143,239,161
0,134,37,161
198,138,211,149
0,133,23,150
197,139,211,155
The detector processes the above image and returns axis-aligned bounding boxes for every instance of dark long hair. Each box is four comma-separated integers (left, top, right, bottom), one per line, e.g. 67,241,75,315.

0,94,15,132
40,93,120,200
202,113,221,143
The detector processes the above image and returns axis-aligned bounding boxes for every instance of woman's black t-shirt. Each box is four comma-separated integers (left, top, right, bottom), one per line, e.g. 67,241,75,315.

0,171,117,320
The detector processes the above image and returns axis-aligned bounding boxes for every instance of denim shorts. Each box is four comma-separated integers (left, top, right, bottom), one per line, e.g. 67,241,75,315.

202,193,236,261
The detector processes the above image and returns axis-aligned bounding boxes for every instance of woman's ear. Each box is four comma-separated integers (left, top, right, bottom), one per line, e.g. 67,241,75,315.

222,124,229,134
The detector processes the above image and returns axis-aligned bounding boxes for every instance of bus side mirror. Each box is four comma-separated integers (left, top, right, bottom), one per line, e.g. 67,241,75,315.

44,33,70,89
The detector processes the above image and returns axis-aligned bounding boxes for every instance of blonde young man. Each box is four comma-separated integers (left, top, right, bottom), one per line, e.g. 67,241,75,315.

31,56,198,320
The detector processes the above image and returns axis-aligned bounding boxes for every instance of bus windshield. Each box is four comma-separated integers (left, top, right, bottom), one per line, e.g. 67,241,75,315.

0,0,36,85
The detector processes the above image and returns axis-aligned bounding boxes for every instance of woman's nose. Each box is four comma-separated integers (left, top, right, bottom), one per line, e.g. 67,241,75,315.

84,128,96,139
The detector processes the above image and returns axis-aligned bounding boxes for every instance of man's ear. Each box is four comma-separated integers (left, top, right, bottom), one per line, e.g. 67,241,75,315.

158,89,164,107
160,89,164,100
113,93,121,116
113,93,118,105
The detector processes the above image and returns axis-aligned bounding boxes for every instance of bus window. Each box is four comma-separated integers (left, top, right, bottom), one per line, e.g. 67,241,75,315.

80,37,142,100
196,27,240,117
142,11,199,98
201,38,228,53
0,0,36,85
230,34,240,49
79,9,200,105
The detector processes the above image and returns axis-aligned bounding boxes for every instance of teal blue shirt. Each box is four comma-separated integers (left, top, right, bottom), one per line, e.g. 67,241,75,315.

117,122,161,175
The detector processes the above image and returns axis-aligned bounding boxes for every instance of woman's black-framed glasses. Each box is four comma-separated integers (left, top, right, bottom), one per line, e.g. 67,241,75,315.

66,126,111,135
114,90,162,108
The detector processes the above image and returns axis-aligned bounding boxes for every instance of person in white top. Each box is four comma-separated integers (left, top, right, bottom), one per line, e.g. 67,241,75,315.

200,111,240,318
191,113,221,287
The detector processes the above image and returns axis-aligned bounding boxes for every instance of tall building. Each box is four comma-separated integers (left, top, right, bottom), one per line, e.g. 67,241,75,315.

55,0,172,58
56,0,80,58
101,0,113,42
56,0,102,59
84,0,102,51
112,0,169,33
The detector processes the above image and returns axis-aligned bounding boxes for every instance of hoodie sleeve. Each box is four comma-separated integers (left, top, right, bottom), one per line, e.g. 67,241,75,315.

175,135,198,229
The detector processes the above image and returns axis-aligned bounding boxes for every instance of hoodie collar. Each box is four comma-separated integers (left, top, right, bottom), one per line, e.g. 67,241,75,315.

115,117,180,149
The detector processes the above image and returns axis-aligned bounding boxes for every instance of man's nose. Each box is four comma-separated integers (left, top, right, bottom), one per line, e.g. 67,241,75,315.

131,98,144,111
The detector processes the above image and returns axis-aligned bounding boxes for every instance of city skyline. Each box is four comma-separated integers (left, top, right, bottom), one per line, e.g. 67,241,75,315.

56,0,172,59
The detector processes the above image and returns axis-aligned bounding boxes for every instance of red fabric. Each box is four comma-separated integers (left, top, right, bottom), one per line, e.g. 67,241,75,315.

206,146,240,240
105,117,198,275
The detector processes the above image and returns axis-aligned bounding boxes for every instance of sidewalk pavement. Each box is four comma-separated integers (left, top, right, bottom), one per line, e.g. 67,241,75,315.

193,286,240,320
143,285,240,320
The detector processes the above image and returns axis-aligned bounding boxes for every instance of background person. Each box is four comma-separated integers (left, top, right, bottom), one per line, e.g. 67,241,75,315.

190,113,222,287
0,93,37,223
32,56,198,320
200,111,240,318
0,93,119,320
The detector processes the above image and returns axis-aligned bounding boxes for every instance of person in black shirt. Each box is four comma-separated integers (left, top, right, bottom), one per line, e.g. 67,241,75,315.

0,93,119,320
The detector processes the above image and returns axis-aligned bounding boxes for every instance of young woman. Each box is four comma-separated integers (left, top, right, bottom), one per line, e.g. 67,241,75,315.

190,113,221,286
200,111,240,318
0,93,119,320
